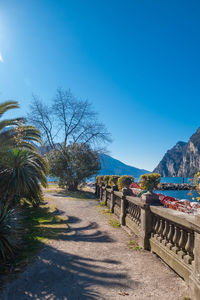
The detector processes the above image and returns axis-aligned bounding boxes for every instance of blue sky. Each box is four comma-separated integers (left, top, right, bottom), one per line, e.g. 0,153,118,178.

0,0,200,171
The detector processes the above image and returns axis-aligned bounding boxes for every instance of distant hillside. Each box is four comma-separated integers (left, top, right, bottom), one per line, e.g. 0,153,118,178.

38,146,149,178
99,154,149,177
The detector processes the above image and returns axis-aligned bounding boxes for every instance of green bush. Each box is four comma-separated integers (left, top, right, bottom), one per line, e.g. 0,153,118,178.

96,175,104,185
117,175,134,191
103,175,111,185
0,203,21,261
0,149,48,207
108,175,120,187
139,173,161,192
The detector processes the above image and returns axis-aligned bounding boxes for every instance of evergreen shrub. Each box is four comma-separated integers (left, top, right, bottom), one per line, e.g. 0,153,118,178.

103,175,111,185
117,175,134,191
108,175,120,187
139,173,161,192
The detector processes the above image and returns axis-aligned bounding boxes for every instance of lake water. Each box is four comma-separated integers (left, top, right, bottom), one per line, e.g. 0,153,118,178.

135,177,196,201
134,177,193,184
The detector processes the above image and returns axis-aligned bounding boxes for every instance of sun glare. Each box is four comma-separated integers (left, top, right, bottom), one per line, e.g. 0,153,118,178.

0,52,4,63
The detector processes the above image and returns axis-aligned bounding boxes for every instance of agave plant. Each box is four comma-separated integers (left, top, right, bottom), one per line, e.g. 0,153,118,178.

0,203,20,261
0,149,48,206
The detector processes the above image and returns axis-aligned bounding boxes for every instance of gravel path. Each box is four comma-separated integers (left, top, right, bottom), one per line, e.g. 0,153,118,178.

1,193,189,300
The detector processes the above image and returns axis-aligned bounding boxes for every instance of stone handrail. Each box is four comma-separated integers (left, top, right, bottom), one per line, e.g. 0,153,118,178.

95,183,200,300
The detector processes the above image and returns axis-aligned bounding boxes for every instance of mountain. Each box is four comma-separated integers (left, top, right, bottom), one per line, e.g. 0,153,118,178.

99,154,150,177
38,145,149,178
154,127,200,177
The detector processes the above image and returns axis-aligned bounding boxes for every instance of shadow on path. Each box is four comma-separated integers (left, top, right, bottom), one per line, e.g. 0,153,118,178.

1,212,140,300
3,245,139,300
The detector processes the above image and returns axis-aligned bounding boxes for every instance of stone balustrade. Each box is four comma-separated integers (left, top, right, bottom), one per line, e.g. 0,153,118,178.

96,183,200,300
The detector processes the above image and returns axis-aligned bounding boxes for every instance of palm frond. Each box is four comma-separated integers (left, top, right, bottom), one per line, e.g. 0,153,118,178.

0,101,19,118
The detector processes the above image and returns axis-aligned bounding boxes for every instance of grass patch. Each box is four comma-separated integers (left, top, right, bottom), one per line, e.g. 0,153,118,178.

102,208,112,217
0,203,68,289
108,218,121,228
128,240,142,250
97,202,120,228
43,185,96,200
98,201,106,206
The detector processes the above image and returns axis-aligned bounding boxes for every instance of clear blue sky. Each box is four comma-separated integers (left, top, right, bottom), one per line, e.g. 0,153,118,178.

0,0,200,171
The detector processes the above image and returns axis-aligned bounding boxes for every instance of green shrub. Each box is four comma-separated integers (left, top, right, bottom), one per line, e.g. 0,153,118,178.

139,173,161,192
0,203,21,261
103,175,111,185
117,175,134,191
108,175,120,187
96,175,104,185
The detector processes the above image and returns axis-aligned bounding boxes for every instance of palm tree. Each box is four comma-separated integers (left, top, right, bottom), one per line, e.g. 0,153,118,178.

0,148,48,206
0,101,41,151
0,203,21,260
0,101,48,261
0,100,49,206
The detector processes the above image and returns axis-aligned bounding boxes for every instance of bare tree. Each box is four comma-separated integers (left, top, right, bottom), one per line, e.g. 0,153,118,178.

28,88,111,151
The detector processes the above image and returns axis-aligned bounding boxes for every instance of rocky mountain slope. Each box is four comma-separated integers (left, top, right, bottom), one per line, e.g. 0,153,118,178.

154,128,200,177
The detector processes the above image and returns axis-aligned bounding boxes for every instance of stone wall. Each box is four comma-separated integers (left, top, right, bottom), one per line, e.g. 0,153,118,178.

96,184,200,300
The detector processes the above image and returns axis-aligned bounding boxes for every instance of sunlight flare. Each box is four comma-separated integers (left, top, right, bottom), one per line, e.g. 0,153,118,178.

0,52,4,63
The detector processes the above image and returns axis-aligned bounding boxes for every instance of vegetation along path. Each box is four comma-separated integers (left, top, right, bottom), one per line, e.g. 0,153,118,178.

1,190,189,300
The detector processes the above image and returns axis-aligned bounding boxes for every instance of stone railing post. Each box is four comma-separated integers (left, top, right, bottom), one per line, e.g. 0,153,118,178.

110,186,117,213
120,188,127,226
139,205,152,250
189,214,200,300
95,183,98,196
139,192,159,250
99,185,103,201
104,185,108,205
110,188,114,213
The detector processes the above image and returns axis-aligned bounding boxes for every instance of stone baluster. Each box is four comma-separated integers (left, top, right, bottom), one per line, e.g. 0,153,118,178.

172,226,180,254
157,219,164,242
151,216,157,238
192,240,195,269
132,205,136,222
166,224,173,250
161,220,168,246
184,232,194,264
137,207,141,225
135,207,139,225
177,229,186,259
153,217,160,239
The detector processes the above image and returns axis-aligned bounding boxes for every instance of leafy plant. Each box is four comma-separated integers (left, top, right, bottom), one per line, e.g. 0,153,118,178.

0,149,48,206
0,101,41,152
108,175,120,187
192,172,200,201
117,175,134,191
139,173,161,192
103,175,110,185
96,175,104,185
49,144,101,191
0,203,21,261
